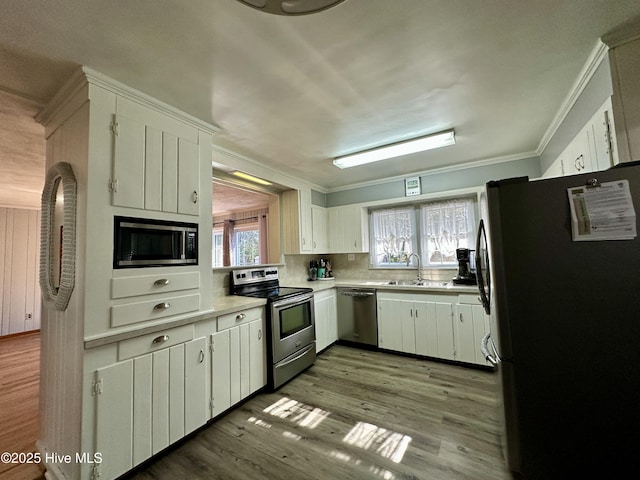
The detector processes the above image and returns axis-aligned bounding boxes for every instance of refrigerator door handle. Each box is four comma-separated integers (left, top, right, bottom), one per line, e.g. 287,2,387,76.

475,219,491,315
481,332,500,366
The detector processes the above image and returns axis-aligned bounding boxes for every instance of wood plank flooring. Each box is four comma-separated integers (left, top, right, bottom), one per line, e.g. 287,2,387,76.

0,332,43,480
0,334,514,480
128,345,514,480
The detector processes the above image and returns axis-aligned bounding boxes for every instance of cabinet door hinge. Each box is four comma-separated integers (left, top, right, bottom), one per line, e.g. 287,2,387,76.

108,178,119,193
209,398,214,410
604,111,614,158
110,121,119,136
91,378,103,396
209,343,214,353
90,464,101,480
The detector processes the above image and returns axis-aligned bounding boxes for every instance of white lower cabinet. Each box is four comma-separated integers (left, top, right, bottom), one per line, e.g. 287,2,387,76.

314,288,337,353
378,292,455,360
210,307,266,418
455,294,491,366
377,291,489,366
92,336,207,480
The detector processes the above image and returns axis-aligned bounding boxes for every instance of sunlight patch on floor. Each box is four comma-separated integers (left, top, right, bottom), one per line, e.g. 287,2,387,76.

247,416,272,429
263,397,330,429
343,421,412,463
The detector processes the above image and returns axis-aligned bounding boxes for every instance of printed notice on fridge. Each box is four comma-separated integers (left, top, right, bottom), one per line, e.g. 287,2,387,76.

568,179,637,241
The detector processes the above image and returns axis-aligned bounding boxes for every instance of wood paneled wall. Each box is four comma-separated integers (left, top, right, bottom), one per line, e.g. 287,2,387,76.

0,207,41,336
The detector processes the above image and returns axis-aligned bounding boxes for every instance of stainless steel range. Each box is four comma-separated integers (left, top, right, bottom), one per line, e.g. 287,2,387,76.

231,267,315,390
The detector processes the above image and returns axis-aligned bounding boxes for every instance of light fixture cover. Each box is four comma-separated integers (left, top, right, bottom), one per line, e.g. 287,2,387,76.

333,129,456,169
232,171,273,185
237,0,347,15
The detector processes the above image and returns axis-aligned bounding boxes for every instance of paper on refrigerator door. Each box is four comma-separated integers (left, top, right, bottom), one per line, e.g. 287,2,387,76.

567,179,637,241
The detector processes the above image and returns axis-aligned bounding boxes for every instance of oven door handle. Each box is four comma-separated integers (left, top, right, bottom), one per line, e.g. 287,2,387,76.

272,293,314,309
277,343,315,367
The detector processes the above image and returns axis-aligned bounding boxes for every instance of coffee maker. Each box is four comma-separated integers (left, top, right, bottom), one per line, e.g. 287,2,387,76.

453,248,477,285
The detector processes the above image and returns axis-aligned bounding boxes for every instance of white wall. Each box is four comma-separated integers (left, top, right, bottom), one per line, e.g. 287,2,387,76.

0,207,41,335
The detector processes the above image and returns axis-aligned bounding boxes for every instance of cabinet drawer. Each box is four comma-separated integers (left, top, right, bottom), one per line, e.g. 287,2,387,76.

457,293,482,305
111,272,200,299
111,294,200,327
118,324,194,360
217,307,263,331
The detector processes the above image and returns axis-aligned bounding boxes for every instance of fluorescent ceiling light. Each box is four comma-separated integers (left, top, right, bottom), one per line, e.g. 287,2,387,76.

333,129,456,169
231,171,273,185
236,0,347,15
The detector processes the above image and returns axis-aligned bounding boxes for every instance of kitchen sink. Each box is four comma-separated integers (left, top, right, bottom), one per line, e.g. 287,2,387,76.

385,280,452,287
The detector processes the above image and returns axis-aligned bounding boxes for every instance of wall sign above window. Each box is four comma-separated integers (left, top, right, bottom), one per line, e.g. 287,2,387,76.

405,177,421,197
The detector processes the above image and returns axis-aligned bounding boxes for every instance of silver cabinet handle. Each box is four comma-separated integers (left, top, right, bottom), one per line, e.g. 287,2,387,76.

152,334,169,344
198,349,205,364
258,329,262,340
154,302,171,311
192,190,199,204
154,279,170,286
236,313,246,321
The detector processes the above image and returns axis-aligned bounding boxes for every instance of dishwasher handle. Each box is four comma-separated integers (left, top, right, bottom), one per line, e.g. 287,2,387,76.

340,290,375,298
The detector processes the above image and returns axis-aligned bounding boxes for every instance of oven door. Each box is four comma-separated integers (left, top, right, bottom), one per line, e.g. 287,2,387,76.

270,293,315,364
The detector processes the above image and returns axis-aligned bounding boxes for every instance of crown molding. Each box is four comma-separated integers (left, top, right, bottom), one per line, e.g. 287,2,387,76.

536,40,608,155
37,66,221,135
601,18,640,48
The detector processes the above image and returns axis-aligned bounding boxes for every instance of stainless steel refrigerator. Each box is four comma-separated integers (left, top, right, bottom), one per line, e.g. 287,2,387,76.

476,161,640,479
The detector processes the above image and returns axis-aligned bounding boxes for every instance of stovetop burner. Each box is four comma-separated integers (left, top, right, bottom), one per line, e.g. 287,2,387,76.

230,267,312,302
239,286,313,301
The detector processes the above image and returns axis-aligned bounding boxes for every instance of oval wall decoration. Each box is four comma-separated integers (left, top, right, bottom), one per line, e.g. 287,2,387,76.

39,162,77,311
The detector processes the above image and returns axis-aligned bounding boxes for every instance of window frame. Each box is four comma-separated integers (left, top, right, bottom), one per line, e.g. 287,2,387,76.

369,193,479,270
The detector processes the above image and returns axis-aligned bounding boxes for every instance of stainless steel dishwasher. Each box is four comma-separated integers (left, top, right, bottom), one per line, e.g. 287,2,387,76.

337,288,378,347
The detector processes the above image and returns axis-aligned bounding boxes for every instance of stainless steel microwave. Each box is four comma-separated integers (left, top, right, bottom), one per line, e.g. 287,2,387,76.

113,216,198,268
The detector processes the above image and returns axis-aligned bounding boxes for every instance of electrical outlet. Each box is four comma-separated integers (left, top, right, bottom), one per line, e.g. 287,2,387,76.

26,313,32,320
348,254,355,261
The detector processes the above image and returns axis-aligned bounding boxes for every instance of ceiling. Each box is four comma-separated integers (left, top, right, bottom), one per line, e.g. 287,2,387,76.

2,0,640,210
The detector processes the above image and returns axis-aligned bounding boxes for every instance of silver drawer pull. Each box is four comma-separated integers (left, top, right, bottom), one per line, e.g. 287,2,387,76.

154,279,170,286
152,335,170,344
236,313,246,321
154,302,171,311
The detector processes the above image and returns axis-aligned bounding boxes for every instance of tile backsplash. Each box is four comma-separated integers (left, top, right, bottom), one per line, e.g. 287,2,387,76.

212,253,456,296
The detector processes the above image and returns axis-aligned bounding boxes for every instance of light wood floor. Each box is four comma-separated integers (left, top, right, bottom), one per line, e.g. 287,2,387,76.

129,345,514,480
0,332,43,480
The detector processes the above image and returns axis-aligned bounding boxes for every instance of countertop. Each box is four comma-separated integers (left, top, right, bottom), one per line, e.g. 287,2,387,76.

300,277,479,294
86,278,478,348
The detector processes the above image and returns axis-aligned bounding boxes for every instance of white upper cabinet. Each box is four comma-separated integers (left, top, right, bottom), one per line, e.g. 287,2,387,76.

589,97,618,170
544,97,618,178
311,205,329,253
328,205,369,253
111,113,200,215
282,189,313,254
605,30,640,164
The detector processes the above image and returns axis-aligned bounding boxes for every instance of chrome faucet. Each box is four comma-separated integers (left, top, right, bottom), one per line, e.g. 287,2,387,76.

406,253,422,282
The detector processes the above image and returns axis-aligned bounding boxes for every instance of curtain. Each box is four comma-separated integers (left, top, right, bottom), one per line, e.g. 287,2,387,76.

421,199,476,265
222,220,233,266
371,207,416,266
259,214,268,263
